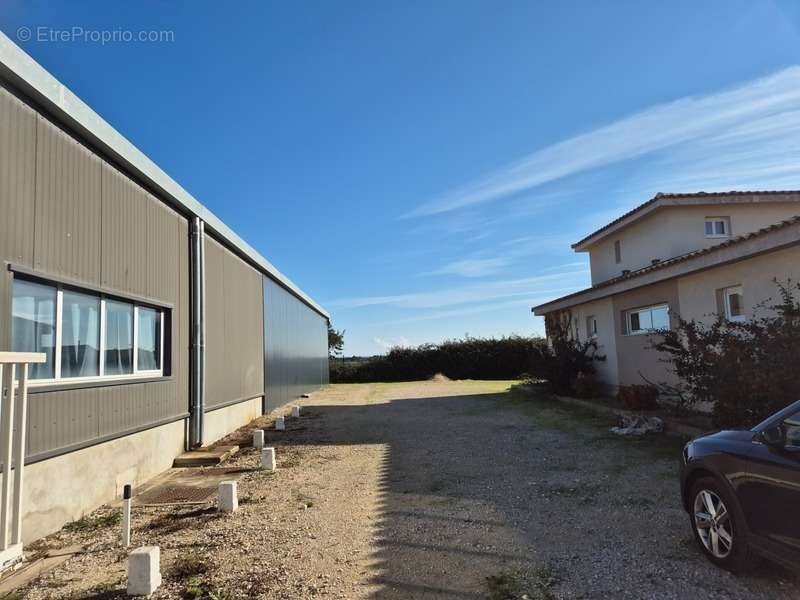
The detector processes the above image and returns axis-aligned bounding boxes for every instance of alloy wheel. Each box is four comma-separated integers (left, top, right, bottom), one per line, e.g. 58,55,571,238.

693,489,734,558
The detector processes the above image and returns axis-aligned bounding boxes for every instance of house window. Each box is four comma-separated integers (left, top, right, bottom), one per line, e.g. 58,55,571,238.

586,316,597,339
614,240,621,264
724,286,745,322
626,304,669,335
11,277,167,383
705,217,730,238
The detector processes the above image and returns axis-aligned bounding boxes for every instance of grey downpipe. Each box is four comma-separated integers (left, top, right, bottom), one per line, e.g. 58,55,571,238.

189,217,206,448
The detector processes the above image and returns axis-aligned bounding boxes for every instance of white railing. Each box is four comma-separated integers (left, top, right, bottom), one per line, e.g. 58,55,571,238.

0,352,45,572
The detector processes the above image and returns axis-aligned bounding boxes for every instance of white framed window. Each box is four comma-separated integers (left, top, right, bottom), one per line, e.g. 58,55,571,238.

11,277,166,385
626,304,670,335
705,217,730,238
724,285,745,322
586,315,597,339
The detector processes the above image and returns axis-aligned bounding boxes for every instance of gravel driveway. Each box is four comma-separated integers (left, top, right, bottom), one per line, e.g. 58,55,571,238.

19,380,799,599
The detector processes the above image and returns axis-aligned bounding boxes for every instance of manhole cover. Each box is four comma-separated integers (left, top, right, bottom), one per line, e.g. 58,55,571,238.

135,486,216,506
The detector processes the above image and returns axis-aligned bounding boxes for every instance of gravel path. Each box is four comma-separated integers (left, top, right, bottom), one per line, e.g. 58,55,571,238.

18,380,800,599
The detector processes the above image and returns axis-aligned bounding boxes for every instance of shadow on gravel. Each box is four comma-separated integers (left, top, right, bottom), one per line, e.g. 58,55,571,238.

288,386,798,600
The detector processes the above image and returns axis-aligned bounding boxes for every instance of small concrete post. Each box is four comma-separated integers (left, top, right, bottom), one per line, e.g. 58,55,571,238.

261,447,276,471
122,483,132,548
252,429,265,449
275,416,285,431
127,546,161,596
291,405,301,418
218,480,238,513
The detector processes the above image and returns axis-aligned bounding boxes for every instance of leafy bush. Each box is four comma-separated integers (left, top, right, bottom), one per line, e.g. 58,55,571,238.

543,310,605,396
573,372,603,399
651,280,800,428
617,384,659,410
330,336,550,383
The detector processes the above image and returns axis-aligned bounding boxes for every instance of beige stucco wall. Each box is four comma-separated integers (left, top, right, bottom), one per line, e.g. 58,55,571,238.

677,245,800,326
588,203,800,284
23,395,265,544
203,396,263,445
23,419,185,543
611,279,681,387
564,297,619,388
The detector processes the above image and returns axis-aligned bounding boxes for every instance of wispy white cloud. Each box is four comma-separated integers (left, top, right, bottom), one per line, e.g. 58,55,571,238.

420,232,579,279
378,296,565,325
328,269,588,310
540,261,588,273
423,257,510,278
372,336,412,350
404,66,800,218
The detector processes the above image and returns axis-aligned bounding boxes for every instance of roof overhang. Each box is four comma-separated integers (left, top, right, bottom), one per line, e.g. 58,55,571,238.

0,32,330,320
535,217,800,315
572,192,800,252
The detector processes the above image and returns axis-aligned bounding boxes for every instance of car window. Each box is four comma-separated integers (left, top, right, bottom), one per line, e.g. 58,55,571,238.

785,411,800,448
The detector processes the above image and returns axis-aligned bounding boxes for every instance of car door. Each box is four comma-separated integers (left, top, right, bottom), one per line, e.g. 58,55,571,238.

744,408,800,559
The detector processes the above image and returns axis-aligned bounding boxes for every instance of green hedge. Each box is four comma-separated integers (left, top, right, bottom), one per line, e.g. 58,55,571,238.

330,336,550,383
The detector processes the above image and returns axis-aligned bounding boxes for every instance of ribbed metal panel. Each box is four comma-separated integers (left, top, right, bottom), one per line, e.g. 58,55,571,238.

204,236,264,410
0,86,190,459
34,115,102,283
101,164,150,293
263,275,328,412
0,87,36,350
26,380,183,458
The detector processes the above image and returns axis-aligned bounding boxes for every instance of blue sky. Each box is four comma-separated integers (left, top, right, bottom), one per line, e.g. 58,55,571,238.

3,1,800,355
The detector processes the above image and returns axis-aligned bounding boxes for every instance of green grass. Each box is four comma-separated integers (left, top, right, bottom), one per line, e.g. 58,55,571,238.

62,510,121,532
508,384,689,463
182,576,229,600
170,552,210,579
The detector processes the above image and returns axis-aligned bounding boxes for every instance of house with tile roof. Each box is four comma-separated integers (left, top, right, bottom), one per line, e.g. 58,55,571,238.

532,191,800,390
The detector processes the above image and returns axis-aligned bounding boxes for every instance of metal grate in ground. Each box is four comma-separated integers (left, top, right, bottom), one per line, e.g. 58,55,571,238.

134,485,217,506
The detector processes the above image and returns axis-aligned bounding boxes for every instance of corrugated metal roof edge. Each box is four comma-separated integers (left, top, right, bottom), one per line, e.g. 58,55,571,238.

533,215,800,314
0,32,330,320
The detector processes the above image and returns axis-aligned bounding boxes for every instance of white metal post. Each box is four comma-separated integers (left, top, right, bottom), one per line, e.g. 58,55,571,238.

11,364,28,546
0,363,15,551
0,352,45,573
122,483,132,548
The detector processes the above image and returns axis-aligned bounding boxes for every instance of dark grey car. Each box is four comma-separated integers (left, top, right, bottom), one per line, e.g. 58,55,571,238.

680,399,800,572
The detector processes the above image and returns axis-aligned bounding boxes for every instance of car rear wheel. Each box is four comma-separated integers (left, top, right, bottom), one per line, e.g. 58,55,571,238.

689,476,753,572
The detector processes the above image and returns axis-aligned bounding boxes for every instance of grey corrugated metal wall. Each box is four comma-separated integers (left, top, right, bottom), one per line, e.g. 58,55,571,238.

263,275,328,412
1,79,328,462
204,236,264,411
0,85,190,462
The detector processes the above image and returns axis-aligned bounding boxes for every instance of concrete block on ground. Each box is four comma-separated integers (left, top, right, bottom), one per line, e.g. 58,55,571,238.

218,480,238,513
127,546,161,596
261,447,276,471
291,405,301,418
253,429,265,449
275,416,285,431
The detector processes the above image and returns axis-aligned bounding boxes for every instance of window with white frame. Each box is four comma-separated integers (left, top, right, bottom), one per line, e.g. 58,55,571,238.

724,285,745,322
11,277,166,383
705,217,730,238
626,304,669,335
586,315,597,339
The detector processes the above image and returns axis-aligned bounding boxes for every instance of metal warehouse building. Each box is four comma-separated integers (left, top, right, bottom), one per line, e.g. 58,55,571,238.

0,33,329,542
